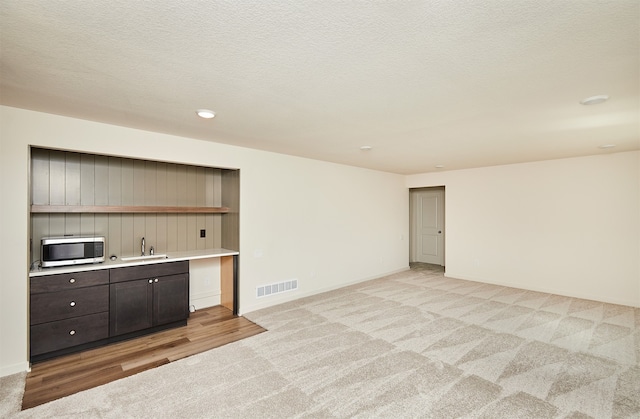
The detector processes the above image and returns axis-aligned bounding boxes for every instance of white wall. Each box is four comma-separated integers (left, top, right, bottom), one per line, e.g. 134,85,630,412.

407,152,640,307
0,106,409,377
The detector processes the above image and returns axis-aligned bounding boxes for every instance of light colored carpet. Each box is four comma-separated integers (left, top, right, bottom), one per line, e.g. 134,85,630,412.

2,264,639,418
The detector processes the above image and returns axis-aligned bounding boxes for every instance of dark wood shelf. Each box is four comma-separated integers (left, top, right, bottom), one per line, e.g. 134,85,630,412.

31,205,230,214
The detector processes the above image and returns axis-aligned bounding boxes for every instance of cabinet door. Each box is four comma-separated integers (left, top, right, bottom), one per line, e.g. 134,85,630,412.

153,273,188,326
110,279,153,336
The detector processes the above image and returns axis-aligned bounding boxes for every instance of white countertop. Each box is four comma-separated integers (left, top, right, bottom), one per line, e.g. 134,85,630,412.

29,248,239,277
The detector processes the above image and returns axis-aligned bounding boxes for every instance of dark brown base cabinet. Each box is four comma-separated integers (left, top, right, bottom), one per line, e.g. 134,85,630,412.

110,264,189,336
30,261,189,362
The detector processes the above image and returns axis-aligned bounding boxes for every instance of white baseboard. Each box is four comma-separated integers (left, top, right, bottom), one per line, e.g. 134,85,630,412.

444,271,640,308
190,291,221,310
0,361,29,378
239,266,409,316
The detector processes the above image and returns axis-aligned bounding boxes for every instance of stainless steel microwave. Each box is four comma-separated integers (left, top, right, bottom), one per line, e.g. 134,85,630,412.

41,236,105,267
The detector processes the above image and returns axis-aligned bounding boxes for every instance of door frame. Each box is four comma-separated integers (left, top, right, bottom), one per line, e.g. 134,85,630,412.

409,186,445,266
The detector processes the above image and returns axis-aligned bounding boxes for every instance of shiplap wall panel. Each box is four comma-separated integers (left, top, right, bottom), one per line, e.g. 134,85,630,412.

95,214,109,242
156,162,167,206
206,168,214,206
30,148,234,264
167,214,178,252
80,155,95,236
177,214,188,251
95,156,109,205
145,214,157,254
176,165,187,205
108,157,122,205
121,214,134,257
80,213,94,237
156,214,168,253
31,215,48,263
31,149,50,263
221,169,240,251
166,164,177,205
133,214,145,256
49,214,65,238
196,167,205,206
145,161,156,206
65,153,81,206
49,151,65,205
133,160,145,206
121,159,134,206
156,162,169,252
31,148,49,205
187,215,197,251
65,214,80,236
211,171,222,248
108,214,122,257
166,163,178,253
80,154,94,205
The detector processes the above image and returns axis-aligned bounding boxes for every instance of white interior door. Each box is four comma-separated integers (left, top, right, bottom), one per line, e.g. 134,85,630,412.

412,189,444,265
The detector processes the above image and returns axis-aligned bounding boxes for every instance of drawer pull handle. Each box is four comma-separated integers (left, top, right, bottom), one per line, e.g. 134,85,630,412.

154,278,158,283
148,279,153,284
70,301,76,307
69,330,76,336
69,278,76,284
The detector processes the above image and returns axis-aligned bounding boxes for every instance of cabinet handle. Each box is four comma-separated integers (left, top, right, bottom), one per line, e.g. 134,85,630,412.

148,279,153,284
70,301,76,307
69,278,76,284
69,330,76,335
154,278,158,283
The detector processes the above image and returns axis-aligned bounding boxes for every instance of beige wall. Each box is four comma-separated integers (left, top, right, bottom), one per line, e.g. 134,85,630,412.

407,151,640,307
0,106,409,376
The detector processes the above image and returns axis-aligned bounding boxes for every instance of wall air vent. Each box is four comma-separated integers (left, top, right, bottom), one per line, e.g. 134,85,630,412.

256,279,298,298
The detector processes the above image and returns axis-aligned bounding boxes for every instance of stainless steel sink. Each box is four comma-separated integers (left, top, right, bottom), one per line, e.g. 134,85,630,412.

120,254,168,262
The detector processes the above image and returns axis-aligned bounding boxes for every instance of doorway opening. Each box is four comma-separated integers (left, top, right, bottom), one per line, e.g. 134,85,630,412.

409,186,445,268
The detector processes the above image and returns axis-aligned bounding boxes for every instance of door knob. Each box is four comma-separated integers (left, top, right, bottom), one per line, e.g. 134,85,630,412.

70,301,76,307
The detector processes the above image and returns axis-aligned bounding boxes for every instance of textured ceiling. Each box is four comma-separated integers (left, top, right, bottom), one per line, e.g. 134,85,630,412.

1,1,638,174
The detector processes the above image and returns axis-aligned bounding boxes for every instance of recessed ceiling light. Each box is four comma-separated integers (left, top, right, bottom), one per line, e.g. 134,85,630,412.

580,95,609,106
360,145,373,151
435,165,444,169
598,144,616,149
196,109,216,119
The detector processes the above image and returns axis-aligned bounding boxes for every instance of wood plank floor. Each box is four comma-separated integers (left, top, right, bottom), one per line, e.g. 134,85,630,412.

22,306,266,410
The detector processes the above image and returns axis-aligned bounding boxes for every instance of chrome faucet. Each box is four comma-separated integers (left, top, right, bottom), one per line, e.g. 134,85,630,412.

141,237,145,256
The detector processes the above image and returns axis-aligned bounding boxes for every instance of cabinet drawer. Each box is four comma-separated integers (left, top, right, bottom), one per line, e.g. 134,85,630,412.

30,285,109,325
109,261,189,283
30,312,109,356
31,269,109,293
